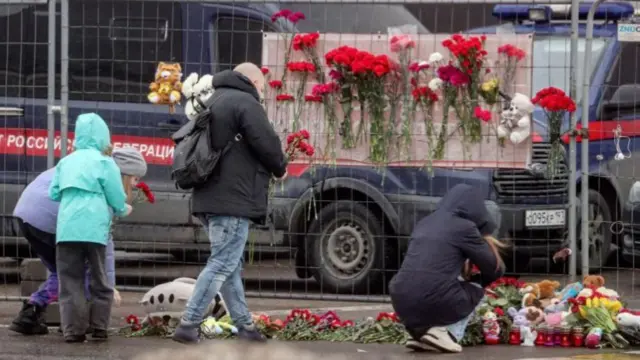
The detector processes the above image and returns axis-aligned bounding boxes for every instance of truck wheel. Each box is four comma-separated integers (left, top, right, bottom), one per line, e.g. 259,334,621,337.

307,200,387,293
577,189,613,270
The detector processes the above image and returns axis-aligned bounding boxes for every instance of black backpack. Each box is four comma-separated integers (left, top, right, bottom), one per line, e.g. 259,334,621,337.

170,95,241,190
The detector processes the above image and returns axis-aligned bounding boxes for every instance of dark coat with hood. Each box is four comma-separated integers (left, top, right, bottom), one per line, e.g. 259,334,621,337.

389,184,505,332
191,70,287,223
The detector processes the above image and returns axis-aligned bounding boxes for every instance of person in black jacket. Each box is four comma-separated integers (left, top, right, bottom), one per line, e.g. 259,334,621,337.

173,63,287,344
389,184,506,353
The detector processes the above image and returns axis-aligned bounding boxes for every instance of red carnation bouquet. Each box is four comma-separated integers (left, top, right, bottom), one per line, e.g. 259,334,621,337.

132,182,155,204
531,87,576,177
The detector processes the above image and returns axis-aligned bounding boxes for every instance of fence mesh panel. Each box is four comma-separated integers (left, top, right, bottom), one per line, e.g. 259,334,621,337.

0,0,637,314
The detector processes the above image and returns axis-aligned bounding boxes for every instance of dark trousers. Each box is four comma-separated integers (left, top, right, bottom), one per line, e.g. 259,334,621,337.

18,219,56,269
57,242,113,337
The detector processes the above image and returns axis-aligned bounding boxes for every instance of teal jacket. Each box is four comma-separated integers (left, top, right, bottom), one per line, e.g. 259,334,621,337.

49,113,128,245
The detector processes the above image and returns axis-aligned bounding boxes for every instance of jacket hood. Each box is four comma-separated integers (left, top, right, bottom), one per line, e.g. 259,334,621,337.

73,113,111,152
212,70,260,101
437,184,496,235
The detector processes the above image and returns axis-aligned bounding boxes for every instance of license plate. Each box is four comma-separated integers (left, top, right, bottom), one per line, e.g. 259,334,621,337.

525,210,566,228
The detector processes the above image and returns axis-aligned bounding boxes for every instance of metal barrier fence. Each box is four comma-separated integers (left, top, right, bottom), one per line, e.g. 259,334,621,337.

0,0,639,311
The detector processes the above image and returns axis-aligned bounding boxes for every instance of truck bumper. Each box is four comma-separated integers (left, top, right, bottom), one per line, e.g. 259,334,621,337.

498,203,567,257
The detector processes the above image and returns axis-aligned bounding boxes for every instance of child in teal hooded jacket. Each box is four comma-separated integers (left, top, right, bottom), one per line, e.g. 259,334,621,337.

49,113,132,343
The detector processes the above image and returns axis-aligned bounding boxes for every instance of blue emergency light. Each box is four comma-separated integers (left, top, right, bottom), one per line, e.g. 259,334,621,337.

492,2,634,23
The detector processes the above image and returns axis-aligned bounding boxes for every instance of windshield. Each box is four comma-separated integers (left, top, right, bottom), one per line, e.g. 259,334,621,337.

265,3,430,34
532,36,608,101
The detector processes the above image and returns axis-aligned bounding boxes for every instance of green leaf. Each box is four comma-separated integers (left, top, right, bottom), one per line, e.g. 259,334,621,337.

489,298,509,307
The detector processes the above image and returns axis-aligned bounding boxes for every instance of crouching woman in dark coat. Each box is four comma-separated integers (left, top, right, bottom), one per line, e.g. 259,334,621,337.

389,184,506,353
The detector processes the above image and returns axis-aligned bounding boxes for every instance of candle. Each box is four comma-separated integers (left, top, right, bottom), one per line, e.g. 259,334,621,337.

554,327,562,345
571,326,585,347
535,326,547,346
560,326,572,347
544,325,555,346
509,327,521,345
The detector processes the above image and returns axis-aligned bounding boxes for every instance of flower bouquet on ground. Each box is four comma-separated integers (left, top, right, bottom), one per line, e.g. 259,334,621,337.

569,288,628,348
485,277,525,309
350,312,409,344
531,87,576,178
118,314,178,338
253,313,285,339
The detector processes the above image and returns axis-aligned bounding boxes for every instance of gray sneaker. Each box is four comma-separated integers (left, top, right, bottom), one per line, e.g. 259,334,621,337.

237,324,266,342
172,324,200,344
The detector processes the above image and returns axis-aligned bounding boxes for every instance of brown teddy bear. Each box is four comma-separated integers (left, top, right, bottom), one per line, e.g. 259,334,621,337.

520,280,561,308
148,62,183,113
583,275,605,288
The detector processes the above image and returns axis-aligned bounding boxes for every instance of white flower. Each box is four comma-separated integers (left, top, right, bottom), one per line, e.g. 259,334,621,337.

428,78,443,91
428,52,444,65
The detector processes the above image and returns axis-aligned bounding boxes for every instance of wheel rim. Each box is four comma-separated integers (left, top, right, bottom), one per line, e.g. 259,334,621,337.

588,203,606,266
322,220,373,279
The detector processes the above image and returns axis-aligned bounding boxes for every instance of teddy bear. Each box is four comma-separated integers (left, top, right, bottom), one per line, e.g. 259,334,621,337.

148,62,183,113
583,274,605,288
181,72,215,122
520,280,561,308
497,93,534,145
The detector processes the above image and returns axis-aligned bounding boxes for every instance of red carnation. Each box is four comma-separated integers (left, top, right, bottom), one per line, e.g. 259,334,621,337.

261,66,270,75
135,182,155,204
269,80,283,89
276,94,294,102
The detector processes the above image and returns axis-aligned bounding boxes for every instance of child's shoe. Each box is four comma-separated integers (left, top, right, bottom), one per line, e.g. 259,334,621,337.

237,324,267,342
172,323,200,344
9,301,49,335
91,329,108,340
64,334,86,343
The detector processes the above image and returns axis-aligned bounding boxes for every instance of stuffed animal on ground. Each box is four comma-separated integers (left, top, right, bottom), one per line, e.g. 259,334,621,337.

583,275,606,288
558,282,583,302
544,299,569,314
585,327,603,348
544,311,570,327
148,62,183,113
616,312,640,329
181,72,215,121
497,93,533,145
201,314,238,336
521,326,536,346
520,280,561,308
523,306,545,326
139,277,227,324
482,310,501,345
507,307,529,328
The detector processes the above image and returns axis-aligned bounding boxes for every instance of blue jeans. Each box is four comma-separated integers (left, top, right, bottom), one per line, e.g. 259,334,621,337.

181,215,252,327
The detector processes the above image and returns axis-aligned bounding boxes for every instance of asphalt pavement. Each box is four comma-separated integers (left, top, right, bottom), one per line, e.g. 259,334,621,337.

2,255,640,359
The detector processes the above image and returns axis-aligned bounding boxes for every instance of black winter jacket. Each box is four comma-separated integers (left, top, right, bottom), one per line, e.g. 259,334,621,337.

389,184,505,332
190,70,287,223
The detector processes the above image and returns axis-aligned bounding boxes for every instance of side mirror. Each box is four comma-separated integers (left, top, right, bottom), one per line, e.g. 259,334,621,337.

601,84,640,120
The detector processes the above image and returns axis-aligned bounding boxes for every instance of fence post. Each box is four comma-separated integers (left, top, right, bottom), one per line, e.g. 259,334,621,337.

581,0,604,276
46,0,58,168
60,0,70,157
567,0,580,282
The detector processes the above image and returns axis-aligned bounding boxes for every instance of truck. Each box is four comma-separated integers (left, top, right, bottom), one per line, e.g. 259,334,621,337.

0,0,572,293
469,2,640,273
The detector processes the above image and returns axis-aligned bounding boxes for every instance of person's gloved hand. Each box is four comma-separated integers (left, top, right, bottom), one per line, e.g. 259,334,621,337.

113,288,122,307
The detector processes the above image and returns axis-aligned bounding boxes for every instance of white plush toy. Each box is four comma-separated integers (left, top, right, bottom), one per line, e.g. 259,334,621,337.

521,326,537,346
498,93,534,145
616,312,640,329
139,277,227,323
181,72,215,121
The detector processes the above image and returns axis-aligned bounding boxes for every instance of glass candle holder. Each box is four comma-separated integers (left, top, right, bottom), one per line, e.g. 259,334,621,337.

544,326,555,346
509,327,521,345
535,326,547,346
560,326,572,347
571,326,585,347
